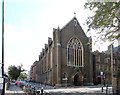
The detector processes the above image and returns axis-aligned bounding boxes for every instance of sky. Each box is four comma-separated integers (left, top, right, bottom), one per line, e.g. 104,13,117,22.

0,0,118,72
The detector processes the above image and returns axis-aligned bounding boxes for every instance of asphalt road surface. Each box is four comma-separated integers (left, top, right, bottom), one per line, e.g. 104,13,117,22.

5,83,25,95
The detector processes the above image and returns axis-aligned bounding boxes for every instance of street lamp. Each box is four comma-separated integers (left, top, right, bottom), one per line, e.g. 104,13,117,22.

101,71,104,92
111,44,113,88
2,0,5,95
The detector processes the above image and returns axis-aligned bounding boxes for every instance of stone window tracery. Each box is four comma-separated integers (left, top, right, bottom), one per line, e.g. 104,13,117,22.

67,38,83,67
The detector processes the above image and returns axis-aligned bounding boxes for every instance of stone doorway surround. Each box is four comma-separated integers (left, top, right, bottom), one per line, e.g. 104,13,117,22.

74,72,83,86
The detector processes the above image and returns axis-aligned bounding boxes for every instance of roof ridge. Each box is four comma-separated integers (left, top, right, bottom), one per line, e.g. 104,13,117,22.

60,17,77,31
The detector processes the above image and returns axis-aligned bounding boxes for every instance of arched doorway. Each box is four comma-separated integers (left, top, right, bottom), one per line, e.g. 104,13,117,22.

74,73,82,86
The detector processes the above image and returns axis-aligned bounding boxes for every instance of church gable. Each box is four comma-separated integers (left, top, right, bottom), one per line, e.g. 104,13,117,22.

60,17,89,48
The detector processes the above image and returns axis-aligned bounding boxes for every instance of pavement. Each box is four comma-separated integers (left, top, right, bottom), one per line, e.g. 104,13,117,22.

4,82,113,94
5,83,25,95
27,82,113,94
44,86,112,94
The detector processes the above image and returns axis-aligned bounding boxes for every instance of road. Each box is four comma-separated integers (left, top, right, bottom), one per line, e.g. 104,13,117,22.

5,83,25,95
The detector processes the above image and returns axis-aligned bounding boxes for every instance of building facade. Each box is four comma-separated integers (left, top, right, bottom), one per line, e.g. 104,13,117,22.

92,44,120,87
30,17,120,87
32,17,93,86
92,51,112,85
112,45,120,92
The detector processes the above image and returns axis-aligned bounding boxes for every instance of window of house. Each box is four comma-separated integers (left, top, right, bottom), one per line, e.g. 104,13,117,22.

96,56,100,63
67,38,83,67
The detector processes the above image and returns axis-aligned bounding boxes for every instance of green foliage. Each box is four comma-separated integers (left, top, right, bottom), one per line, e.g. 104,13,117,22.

18,72,27,81
8,64,25,80
87,37,92,50
84,1,120,41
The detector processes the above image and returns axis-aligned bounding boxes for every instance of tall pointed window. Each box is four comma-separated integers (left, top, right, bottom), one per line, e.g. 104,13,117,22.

67,38,83,67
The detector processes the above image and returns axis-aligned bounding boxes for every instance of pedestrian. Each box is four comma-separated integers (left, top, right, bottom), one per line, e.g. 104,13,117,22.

103,79,106,86
53,84,56,89
41,87,43,95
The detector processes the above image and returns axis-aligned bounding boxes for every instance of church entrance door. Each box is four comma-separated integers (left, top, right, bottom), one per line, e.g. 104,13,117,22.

74,73,82,86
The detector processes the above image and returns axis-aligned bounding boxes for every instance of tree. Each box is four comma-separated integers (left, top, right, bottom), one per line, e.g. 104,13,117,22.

8,64,25,80
84,1,120,41
18,72,27,81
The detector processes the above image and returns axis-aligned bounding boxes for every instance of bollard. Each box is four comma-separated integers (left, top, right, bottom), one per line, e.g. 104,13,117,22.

25,84,28,94
116,89,118,95
29,84,32,94
106,84,108,95
33,85,36,94
41,87,44,95
102,86,103,92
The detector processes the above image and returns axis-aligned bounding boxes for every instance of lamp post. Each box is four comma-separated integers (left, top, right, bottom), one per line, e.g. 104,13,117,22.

111,44,113,89
101,71,104,92
2,0,5,95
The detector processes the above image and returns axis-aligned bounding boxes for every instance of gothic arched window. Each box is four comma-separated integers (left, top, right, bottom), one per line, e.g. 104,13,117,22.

67,38,83,67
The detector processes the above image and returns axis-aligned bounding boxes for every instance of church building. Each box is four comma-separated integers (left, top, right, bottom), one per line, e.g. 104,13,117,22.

32,17,93,86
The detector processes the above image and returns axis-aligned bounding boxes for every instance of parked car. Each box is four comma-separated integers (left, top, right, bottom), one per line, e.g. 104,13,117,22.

15,81,20,86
